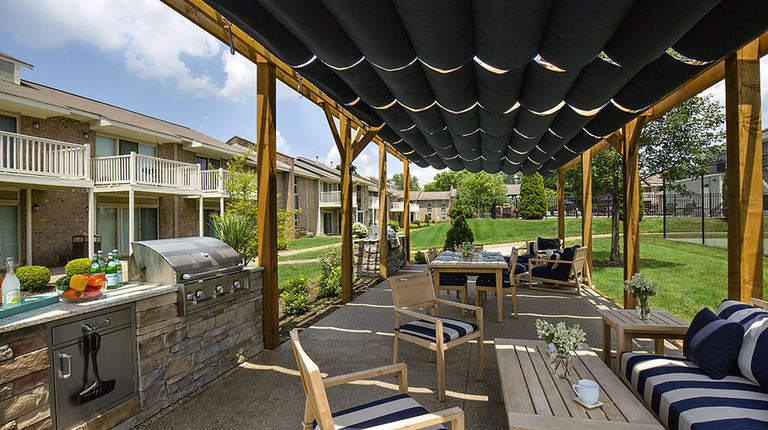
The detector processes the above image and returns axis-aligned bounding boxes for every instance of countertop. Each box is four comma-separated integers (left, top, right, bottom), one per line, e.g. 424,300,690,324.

0,283,178,334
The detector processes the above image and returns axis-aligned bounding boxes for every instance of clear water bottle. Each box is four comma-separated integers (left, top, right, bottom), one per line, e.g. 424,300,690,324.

89,253,101,275
105,253,118,290
2,257,20,305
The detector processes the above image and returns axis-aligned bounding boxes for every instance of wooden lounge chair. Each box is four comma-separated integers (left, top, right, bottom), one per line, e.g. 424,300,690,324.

426,247,468,312
474,246,521,318
289,330,465,429
528,246,592,295
390,271,483,401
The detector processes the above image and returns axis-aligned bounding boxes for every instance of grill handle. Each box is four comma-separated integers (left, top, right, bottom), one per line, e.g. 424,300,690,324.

180,263,244,280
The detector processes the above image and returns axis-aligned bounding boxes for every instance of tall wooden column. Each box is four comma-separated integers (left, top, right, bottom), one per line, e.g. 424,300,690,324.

338,116,354,303
403,160,411,264
622,117,647,309
581,156,592,276
378,142,388,278
256,56,279,349
725,39,763,302
557,168,565,245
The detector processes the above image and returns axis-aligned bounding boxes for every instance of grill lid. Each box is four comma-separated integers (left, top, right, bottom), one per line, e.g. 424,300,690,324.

128,237,243,284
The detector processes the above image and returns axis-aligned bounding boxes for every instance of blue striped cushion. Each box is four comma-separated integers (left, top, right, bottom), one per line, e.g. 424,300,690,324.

739,318,768,390
682,308,744,379
716,300,768,329
397,317,477,343
621,353,768,430
438,273,467,286
314,393,446,430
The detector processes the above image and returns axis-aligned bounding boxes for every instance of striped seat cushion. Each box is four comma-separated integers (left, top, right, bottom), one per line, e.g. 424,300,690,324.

397,317,477,343
314,393,445,430
716,300,768,389
621,353,768,430
716,300,768,329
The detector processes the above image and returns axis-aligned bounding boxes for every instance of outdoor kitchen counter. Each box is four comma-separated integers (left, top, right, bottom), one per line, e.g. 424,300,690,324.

0,283,178,334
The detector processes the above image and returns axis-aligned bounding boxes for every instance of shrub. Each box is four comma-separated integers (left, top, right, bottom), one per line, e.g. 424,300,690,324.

519,173,547,219
281,275,311,315
17,266,51,291
319,245,342,278
352,222,368,239
211,212,257,264
409,223,419,229
65,258,92,276
280,274,309,294
424,214,430,223
387,220,400,231
448,204,472,220
420,222,429,228
443,214,474,250
413,251,426,264
316,267,342,298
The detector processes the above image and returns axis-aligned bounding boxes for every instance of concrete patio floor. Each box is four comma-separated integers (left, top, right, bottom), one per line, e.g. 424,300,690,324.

139,265,680,429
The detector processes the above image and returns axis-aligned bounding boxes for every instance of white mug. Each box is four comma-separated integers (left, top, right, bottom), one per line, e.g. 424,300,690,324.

572,379,599,406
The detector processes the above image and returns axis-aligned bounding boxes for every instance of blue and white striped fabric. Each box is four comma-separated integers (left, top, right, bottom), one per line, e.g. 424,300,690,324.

314,393,446,430
716,300,768,329
621,353,768,430
397,317,477,343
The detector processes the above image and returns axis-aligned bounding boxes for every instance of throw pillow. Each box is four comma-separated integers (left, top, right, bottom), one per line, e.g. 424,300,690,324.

683,308,745,379
716,299,768,329
546,252,562,270
537,237,559,250
527,241,538,255
738,318,768,389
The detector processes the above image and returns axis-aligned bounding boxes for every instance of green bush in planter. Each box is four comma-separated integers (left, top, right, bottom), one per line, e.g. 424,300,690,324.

17,266,51,292
65,258,92,276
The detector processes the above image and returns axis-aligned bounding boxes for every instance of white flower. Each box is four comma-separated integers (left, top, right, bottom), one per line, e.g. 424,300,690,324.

535,319,586,354
623,273,658,300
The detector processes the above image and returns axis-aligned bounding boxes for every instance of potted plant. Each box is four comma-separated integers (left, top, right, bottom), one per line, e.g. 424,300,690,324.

535,319,586,379
623,273,658,320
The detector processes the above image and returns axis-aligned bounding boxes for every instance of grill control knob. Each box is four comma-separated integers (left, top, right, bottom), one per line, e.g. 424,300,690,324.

215,284,224,294
233,280,241,289
195,290,205,299
186,292,195,301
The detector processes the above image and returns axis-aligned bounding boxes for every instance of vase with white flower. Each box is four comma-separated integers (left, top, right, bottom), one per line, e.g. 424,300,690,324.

535,319,587,379
623,273,658,320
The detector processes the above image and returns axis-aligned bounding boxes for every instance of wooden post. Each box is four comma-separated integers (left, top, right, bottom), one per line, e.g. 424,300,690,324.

557,168,565,245
725,39,763,302
403,160,410,264
581,153,592,277
378,142,388,278
338,116,354,303
256,56,279,350
622,117,647,309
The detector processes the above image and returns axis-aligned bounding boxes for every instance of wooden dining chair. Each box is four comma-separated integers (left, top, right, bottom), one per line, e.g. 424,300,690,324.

290,330,465,429
472,244,484,252
474,246,521,318
425,247,468,311
390,271,483,401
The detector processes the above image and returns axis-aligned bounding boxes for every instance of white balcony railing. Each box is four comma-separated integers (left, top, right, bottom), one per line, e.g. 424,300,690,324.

409,203,420,212
93,152,200,190
390,201,404,212
0,131,90,180
369,196,379,209
320,190,358,207
201,168,229,193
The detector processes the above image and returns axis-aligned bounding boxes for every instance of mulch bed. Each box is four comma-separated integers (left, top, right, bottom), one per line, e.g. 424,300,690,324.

592,259,623,268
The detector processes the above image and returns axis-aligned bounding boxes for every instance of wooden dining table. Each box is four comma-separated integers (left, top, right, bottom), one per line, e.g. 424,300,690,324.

428,251,509,322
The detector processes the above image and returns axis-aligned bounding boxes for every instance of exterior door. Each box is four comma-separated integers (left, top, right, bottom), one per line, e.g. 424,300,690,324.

323,212,333,235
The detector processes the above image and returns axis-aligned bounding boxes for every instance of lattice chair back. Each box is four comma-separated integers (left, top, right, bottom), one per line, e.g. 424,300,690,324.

570,247,588,277
290,330,334,429
508,246,519,271
390,271,436,310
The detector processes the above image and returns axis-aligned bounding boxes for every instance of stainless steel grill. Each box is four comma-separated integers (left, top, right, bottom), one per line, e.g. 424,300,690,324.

128,237,250,315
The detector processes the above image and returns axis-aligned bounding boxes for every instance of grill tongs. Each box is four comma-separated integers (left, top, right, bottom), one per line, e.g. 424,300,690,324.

74,332,116,404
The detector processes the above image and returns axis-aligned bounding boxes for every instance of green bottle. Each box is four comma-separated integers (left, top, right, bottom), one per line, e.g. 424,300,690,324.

106,253,118,289
97,250,106,272
88,253,101,275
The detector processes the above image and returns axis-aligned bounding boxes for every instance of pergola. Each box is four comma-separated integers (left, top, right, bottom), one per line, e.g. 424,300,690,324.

162,0,767,349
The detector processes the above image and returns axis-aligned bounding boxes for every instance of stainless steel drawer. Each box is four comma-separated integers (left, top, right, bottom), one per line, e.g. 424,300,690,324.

51,307,132,347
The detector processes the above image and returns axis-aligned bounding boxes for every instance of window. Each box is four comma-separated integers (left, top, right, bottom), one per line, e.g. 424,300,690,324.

196,157,208,171
196,157,221,170
119,140,155,157
0,114,16,133
96,136,116,158
208,158,220,169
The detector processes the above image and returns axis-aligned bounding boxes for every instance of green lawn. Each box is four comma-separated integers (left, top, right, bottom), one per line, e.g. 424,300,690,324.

579,235,768,322
287,235,340,250
279,248,327,261
278,262,322,286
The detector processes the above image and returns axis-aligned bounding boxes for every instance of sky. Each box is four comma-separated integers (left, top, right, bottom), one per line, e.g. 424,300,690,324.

0,0,766,187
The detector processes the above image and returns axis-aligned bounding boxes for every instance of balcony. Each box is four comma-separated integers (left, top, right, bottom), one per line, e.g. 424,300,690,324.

320,190,358,208
93,152,200,194
389,201,419,212
369,196,379,210
201,168,230,195
0,131,92,187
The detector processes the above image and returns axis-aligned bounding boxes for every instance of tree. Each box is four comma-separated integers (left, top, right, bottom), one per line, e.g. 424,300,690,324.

443,214,474,250
422,170,463,191
639,94,725,195
519,173,547,219
454,171,506,216
335,163,357,174
388,172,420,191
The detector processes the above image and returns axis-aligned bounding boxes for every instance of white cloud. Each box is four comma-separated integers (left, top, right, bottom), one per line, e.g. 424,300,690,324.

325,145,339,168
0,0,254,101
410,165,441,187
276,130,289,152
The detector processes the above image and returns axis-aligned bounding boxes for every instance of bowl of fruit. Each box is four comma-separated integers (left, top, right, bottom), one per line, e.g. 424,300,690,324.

55,273,106,302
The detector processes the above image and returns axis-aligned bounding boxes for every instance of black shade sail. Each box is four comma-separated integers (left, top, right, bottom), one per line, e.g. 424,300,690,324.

207,0,768,174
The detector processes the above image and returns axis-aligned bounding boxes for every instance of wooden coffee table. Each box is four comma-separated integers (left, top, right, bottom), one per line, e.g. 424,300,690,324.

495,338,662,429
598,309,689,370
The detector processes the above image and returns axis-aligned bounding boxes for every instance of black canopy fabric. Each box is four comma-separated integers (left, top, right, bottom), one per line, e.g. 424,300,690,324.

208,0,768,174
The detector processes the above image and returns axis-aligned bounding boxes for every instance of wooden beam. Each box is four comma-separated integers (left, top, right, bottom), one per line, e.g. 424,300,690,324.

378,142,388,279
322,103,344,155
256,56,279,349
725,39,763,302
557,168,565,245
560,134,616,171
581,153,593,278
337,115,355,303
403,160,410,264
352,124,383,161
622,116,647,309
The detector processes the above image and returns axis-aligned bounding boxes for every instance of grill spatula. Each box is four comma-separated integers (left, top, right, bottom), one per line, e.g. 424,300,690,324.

75,332,116,404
